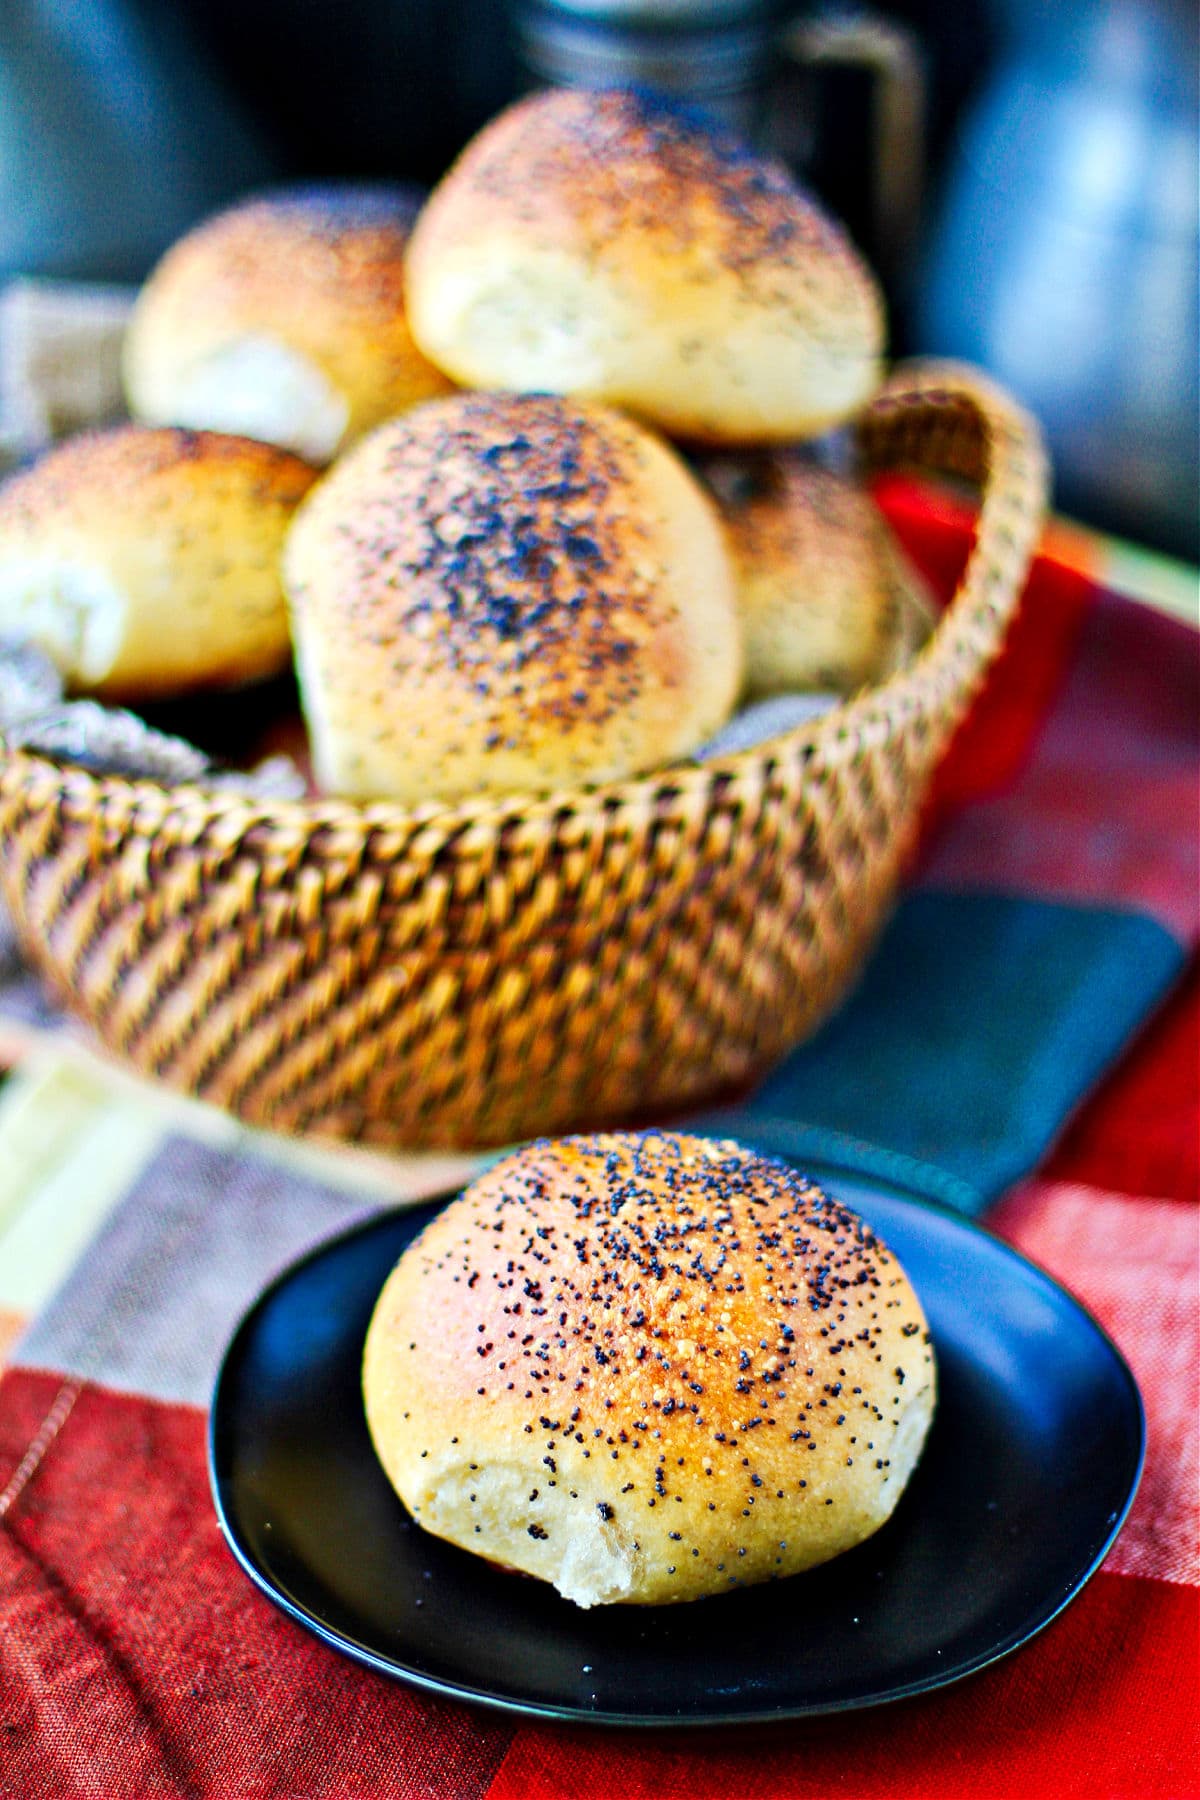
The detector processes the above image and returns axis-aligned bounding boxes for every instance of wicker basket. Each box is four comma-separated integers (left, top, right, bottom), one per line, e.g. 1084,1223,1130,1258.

0,363,1046,1150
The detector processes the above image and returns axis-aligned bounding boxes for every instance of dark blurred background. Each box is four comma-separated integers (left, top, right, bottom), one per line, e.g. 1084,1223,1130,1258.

1,0,1196,558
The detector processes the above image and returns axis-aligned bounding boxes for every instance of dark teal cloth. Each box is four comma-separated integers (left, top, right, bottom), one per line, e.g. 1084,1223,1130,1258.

694,892,1185,1214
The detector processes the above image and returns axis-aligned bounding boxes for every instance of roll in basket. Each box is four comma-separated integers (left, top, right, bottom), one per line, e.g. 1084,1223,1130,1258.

0,363,1046,1149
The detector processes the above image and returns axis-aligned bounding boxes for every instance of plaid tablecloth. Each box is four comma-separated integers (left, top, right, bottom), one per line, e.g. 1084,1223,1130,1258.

0,487,1196,1798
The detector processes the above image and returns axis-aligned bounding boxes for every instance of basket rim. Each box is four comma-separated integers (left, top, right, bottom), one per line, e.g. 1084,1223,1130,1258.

0,358,1047,845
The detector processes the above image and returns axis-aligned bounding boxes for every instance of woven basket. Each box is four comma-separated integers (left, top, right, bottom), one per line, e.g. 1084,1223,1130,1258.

0,363,1046,1150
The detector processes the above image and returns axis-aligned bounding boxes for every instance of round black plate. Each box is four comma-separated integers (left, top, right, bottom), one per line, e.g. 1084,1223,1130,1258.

208,1157,1144,1727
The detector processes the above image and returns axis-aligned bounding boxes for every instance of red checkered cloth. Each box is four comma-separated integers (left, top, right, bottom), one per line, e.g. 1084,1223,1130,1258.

0,489,1196,1798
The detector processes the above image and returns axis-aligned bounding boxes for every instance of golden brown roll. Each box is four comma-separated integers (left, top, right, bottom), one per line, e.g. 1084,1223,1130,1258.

363,1131,936,1609
405,88,885,445
124,187,453,464
283,392,742,804
702,452,933,696
0,425,315,700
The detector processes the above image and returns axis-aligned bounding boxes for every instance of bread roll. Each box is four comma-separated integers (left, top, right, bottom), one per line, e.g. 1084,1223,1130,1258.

0,425,315,700
405,89,884,445
363,1131,936,1609
702,453,932,696
124,187,453,464
283,392,742,804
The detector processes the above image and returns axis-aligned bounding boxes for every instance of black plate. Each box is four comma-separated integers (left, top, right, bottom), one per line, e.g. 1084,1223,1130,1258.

208,1155,1144,1727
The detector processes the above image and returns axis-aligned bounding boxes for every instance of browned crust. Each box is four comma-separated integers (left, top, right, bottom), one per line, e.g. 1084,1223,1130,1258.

408,89,883,355
700,451,903,692
365,1131,934,1601
142,188,417,325
126,186,452,425
284,392,740,799
0,424,316,529
0,425,317,699
290,394,688,738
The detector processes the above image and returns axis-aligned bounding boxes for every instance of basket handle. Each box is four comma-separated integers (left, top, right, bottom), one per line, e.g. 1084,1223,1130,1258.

854,358,1049,729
